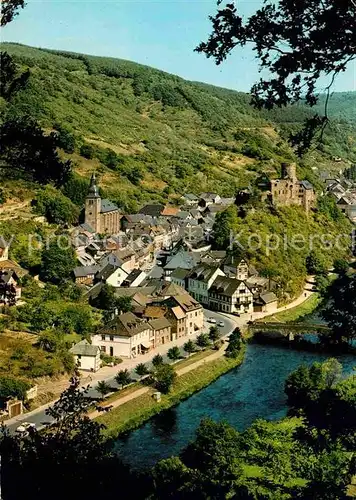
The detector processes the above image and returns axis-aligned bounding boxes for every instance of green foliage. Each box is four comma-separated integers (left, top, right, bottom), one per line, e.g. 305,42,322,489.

154,363,177,394
0,375,30,401
317,195,344,222
322,273,356,344
32,185,79,224
167,346,181,361
196,333,210,348
115,369,131,389
0,187,7,205
37,331,63,353
226,327,243,358
96,380,111,397
208,326,221,343
40,239,76,284
1,43,355,206
54,124,76,153
79,143,95,159
306,251,328,275
0,117,72,187
333,258,349,275
213,205,239,249
135,363,149,377
183,340,196,355
152,354,164,367
61,174,89,206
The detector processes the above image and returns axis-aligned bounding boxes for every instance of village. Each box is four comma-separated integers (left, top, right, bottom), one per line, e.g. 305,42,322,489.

1,161,342,374
2,160,356,381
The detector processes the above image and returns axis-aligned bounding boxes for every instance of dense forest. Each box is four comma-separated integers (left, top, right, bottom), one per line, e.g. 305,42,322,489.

1,42,356,211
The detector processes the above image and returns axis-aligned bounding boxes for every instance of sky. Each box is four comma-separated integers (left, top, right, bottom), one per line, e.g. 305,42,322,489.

1,0,356,94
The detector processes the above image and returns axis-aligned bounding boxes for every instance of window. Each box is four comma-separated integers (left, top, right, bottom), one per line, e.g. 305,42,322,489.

78,355,81,359
110,346,114,356
100,346,106,353
110,335,114,341
240,289,246,294
190,322,192,327
195,312,197,316
101,334,105,341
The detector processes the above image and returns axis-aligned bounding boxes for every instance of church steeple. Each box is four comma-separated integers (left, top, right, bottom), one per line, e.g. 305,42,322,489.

85,172,101,233
87,172,100,198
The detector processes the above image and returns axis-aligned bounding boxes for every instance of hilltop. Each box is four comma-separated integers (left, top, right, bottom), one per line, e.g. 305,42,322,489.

1,42,356,211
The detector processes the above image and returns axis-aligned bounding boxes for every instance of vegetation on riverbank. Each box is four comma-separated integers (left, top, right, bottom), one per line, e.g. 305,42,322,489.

257,293,322,324
96,346,245,437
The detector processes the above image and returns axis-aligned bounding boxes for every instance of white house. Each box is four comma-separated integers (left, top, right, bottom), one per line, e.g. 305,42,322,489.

69,340,101,372
186,263,225,306
93,312,154,358
106,266,129,287
208,276,254,314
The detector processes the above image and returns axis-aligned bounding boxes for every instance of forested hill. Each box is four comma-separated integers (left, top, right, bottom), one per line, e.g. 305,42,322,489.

1,42,356,210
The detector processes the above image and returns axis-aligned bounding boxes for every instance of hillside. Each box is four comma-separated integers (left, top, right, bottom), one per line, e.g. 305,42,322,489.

1,42,356,211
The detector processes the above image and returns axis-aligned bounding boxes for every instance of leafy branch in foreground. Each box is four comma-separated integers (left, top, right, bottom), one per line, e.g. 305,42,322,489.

197,0,356,152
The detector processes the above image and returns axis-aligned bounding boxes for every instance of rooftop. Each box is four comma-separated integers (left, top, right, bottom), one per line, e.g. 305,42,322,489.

149,317,171,331
70,340,100,357
101,199,120,214
210,276,247,297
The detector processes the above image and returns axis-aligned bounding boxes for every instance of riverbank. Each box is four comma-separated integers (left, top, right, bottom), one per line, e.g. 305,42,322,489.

96,345,245,437
256,293,321,324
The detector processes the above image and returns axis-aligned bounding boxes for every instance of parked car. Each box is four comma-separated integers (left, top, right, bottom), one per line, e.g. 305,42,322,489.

208,317,217,324
16,422,36,436
218,321,224,327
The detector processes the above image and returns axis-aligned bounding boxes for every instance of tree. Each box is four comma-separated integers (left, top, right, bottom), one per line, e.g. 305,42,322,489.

154,364,176,394
0,375,134,500
167,346,181,361
212,205,239,249
306,251,327,275
33,186,79,225
135,363,150,377
95,380,111,399
322,273,356,344
61,174,89,206
1,0,26,26
115,369,131,389
226,327,243,358
55,124,76,154
0,375,31,400
91,284,132,316
37,331,63,353
183,340,196,355
196,333,210,348
80,143,95,159
0,51,30,100
333,258,349,275
197,1,356,152
314,274,331,296
208,326,221,343
0,118,72,187
152,353,164,367
40,240,76,284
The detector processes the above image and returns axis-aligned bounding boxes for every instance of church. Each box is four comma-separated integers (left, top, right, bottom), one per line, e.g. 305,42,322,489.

84,173,121,234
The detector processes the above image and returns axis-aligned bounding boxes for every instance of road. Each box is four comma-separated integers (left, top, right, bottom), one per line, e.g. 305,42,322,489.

5,309,236,434
5,280,315,434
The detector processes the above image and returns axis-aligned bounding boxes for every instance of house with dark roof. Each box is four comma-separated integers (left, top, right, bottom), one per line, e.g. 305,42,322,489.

254,292,278,313
73,265,100,285
148,317,172,346
170,267,190,288
186,263,225,305
138,204,165,218
122,269,147,288
181,193,199,206
198,193,221,209
93,312,154,358
69,340,101,372
163,250,199,278
208,276,253,314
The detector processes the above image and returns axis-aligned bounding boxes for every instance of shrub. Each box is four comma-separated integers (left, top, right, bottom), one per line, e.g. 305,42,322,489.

0,375,31,400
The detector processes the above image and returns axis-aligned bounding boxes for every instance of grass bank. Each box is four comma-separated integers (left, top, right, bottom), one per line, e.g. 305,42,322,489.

97,347,245,438
257,294,322,324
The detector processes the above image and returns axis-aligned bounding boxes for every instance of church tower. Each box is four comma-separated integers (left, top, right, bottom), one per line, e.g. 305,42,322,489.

85,173,101,233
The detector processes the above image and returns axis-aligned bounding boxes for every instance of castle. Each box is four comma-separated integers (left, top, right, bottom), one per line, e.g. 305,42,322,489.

84,173,121,234
270,163,316,212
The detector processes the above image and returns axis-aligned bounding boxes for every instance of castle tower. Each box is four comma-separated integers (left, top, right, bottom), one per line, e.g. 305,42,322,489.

85,173,101,233
281,162,297,182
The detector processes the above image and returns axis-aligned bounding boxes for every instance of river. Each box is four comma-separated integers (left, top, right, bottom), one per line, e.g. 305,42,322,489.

115,343,355,470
